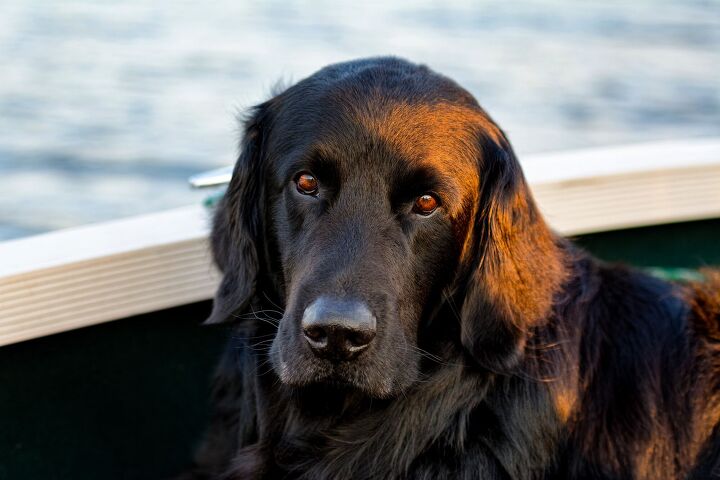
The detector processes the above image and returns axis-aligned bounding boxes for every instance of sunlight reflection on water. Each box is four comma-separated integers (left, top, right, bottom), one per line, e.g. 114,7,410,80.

0,0,718,239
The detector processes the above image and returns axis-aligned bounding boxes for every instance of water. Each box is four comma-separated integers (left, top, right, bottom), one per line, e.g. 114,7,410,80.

1,0,719,240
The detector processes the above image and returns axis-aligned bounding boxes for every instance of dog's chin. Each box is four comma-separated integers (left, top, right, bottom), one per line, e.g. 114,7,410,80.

273,361,397,399
270,354,409,400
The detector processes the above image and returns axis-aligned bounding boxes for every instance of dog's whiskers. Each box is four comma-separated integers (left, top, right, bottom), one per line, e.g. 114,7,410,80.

261,291,286,312
405,344,465,369
233,311,281,321
442,289,463,324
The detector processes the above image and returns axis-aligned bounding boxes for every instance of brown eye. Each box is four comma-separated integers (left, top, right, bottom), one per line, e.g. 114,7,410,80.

413,193,439,215
296,172,319,195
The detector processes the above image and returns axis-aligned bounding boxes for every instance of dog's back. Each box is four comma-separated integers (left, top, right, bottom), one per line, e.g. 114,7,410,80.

685,271,720,479
553,265,720,479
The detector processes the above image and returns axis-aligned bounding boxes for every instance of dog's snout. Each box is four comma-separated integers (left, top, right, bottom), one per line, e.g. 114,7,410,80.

302,297,377,361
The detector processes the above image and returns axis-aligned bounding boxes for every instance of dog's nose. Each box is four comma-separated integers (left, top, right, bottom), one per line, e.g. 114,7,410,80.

302,297,377,361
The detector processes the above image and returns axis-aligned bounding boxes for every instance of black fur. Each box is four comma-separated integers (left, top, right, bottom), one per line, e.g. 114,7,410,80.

185,57,720,480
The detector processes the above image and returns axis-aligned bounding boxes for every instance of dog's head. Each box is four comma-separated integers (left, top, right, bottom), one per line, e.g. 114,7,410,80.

207,57,564,398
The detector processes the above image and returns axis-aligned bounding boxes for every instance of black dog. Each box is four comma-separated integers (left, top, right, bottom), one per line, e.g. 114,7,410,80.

187,57,720,479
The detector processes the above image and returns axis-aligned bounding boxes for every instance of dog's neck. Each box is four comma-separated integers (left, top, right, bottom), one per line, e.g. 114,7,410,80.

249,340,578,480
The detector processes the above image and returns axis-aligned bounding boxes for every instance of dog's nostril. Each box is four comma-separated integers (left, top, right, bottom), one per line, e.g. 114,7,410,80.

301,297,377,361
303,325,328,345
346,329,376,349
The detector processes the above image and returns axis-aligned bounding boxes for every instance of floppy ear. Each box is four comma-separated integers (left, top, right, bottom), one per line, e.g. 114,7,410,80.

460,130,565,372
205,103,273,324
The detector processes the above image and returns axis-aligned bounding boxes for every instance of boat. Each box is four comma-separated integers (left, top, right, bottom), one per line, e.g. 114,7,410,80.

1,139,719,479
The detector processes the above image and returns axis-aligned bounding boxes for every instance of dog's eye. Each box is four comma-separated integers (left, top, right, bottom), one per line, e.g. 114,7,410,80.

295,172,319,195
413,194,439,215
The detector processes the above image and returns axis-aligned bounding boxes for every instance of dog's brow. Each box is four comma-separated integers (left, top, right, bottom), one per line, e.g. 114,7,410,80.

393,163,461,205
280,148,339,184
396,164,443,190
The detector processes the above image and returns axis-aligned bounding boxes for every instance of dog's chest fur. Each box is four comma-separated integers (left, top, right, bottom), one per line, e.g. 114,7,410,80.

245,357,564,480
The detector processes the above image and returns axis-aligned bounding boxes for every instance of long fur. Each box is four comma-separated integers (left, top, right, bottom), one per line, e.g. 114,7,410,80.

184,57,720,480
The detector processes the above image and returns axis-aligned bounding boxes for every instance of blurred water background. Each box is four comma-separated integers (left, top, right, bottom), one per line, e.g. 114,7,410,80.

1,0,719,240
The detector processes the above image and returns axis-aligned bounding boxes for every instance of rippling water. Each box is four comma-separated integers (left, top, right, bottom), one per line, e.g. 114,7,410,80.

1,0,718,240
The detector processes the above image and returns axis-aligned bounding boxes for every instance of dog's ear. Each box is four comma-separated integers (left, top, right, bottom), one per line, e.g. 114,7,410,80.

205,102,274,324
459,129,565,372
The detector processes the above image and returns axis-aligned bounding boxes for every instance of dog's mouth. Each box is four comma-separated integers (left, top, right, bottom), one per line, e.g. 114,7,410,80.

271,342,416,400
275,353,366,387
305,369,366,392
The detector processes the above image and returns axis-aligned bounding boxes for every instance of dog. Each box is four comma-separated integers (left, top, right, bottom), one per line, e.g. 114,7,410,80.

185,57,720,479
